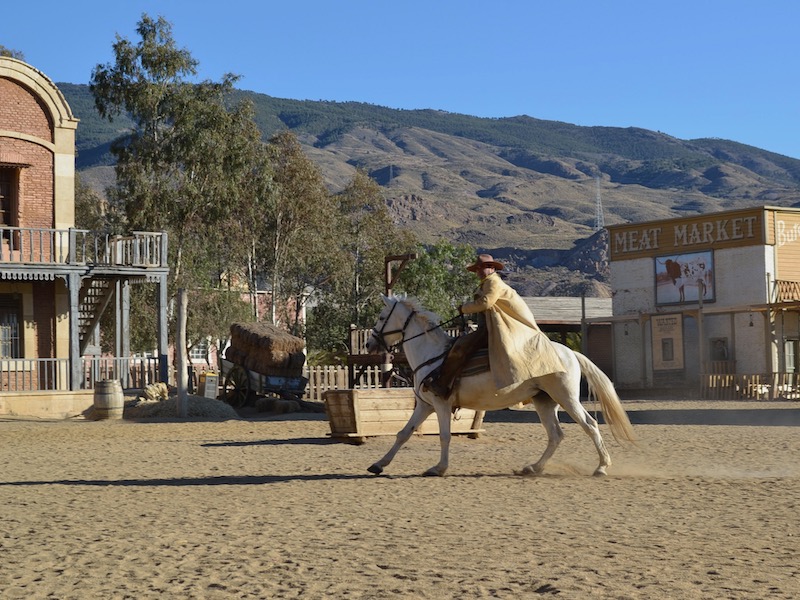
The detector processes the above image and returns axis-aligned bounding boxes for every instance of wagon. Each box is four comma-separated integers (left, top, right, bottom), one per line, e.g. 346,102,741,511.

218,322,309,408
219,357,308,408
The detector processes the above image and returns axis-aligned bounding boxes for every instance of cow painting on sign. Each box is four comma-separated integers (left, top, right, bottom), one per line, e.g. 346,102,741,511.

655,251,715,305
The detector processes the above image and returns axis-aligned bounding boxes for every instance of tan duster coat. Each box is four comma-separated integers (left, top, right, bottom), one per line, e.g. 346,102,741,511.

460,272,565,389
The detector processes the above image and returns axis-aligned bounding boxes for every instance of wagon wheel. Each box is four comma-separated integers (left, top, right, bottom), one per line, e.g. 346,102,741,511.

223,364,251,408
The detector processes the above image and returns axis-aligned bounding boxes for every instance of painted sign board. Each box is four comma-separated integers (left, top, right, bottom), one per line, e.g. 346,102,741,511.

652,313,684,371
608,207,766,261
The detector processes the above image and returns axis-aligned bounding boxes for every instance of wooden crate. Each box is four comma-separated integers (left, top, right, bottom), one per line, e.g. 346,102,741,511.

323,388,484,443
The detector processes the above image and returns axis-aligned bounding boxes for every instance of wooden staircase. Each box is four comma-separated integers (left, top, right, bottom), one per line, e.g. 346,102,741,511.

78,278,115,354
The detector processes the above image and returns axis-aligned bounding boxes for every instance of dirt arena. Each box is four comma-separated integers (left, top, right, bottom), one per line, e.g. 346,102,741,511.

1,399,798,599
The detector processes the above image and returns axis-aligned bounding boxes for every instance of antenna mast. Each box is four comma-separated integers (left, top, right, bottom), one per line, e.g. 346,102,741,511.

594,176,605,231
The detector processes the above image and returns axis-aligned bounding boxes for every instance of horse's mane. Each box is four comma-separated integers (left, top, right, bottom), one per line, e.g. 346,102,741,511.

393,295,442,328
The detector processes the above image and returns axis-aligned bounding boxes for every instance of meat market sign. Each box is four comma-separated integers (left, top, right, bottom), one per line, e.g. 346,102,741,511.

607,207,767,261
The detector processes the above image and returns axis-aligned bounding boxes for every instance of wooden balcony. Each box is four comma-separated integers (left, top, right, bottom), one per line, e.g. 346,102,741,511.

0,226,168,271
776,280,800,302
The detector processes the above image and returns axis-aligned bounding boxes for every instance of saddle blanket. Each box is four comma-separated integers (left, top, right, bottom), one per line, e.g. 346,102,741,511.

460,348,490,378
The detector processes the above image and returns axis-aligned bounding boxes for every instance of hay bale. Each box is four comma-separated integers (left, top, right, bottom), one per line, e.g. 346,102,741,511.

226,322,306,376
138,382,170,403
229,323,304,354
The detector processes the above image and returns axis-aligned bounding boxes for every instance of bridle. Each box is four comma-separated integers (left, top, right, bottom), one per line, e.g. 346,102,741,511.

369,300,416,354
369,299,462,375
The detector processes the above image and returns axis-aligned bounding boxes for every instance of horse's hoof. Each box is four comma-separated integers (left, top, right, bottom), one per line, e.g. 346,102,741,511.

593,467,608,477
368,464,384,475
423,468,444,477
514,465,540,477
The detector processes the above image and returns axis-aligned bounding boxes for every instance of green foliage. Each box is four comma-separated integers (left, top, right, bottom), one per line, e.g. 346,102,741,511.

394,241,477,319
335,170,417,325
74,174,106,231
260,130,344,335
546,331,581,352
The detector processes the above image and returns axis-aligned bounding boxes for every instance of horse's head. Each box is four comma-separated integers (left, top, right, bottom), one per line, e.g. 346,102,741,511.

365,295,414,355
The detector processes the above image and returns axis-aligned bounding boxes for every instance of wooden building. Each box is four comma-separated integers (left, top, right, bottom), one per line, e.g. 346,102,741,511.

0,57,169,417
604,206,800,398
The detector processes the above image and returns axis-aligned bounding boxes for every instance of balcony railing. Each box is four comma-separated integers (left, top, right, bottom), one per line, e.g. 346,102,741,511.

776,280,800,303
0,227,167,268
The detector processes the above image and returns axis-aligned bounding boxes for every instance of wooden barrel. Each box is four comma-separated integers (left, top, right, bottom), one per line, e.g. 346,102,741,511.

93,380,124,420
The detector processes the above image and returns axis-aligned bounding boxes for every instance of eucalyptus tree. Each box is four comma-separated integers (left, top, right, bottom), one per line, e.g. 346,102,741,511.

89,14,265,351
336,169,416,327
303,170,416,360
260,130,345,334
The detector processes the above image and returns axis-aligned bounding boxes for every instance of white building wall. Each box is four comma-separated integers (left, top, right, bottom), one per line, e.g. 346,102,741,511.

714,246,772,306
610,244,776,386
610,257,654,316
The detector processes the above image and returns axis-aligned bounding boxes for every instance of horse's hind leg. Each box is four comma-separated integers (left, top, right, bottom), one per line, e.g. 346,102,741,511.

516,395,564,476
559,396,612,476
368,399,434,475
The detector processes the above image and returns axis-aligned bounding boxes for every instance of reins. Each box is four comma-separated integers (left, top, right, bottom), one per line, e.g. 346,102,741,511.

370,303,464,374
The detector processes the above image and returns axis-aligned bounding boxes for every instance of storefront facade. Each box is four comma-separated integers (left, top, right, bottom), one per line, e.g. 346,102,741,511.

606,206,800,397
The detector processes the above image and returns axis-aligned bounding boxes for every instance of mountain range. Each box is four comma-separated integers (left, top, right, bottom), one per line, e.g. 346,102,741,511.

59,83,800,297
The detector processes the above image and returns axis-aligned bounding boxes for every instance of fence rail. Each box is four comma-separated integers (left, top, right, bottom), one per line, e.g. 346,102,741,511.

0,358,69,392
83,357,161,390
701,371,800,400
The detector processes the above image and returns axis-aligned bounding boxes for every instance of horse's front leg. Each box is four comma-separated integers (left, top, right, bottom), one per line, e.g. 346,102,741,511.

424,398,453,476
368,398,434,475
516,395,563,476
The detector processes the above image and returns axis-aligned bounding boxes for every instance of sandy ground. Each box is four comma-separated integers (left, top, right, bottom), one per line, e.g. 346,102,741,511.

1,399,799,599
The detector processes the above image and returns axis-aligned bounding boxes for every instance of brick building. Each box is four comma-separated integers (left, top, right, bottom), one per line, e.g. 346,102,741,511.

0,57,169,417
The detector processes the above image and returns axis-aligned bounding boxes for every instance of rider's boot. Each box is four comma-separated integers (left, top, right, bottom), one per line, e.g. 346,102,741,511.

422,368,451,398
422,363,459,399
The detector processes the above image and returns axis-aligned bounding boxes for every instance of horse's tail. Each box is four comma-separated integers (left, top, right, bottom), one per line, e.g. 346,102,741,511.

574,352,637,444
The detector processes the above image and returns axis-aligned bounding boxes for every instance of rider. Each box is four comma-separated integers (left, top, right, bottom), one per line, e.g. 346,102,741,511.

422,254,566,398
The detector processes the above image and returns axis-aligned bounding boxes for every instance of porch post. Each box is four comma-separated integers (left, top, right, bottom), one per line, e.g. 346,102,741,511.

157,273,169,384
115,280,122,380
117,279,131,388
68,272,82,390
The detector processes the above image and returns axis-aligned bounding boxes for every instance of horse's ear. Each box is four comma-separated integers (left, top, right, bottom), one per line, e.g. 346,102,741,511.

381,294,391,306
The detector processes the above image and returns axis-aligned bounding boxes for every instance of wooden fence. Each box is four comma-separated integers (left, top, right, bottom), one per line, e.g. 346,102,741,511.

304,365,400,402
188,363,399,402
701,371,800,400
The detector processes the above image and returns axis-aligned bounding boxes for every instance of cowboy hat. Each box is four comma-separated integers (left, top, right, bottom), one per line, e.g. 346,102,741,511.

466,254,505,272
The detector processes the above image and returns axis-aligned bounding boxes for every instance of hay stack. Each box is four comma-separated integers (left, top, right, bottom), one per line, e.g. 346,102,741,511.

226,323,306,377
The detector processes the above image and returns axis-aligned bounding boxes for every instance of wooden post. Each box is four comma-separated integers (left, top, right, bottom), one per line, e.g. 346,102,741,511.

384,253,418,296
176,288,188,418
381,352,393,388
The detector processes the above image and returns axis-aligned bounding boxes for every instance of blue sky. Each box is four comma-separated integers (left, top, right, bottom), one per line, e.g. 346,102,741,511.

6,1,800,158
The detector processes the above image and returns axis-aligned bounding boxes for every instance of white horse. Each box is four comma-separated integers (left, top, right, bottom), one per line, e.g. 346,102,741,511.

365,295,635,477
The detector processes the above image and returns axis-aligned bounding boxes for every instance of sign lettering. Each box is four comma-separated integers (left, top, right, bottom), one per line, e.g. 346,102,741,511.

611,212,761,259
